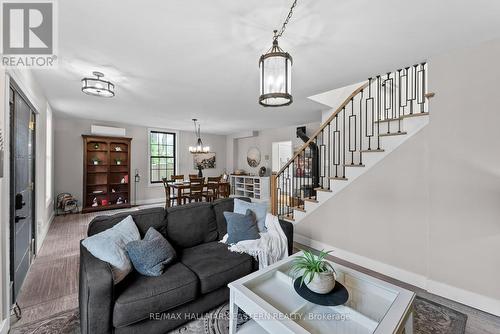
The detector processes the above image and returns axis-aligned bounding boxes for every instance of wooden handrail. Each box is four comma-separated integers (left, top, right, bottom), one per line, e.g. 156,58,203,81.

276,81,369,176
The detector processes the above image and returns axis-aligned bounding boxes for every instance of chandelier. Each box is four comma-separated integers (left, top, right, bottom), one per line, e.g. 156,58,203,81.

189,119,210,153
81,71,115,97
259,0,297,107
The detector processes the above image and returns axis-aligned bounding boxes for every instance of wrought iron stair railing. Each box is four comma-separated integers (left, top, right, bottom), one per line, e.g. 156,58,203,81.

271,63,429,220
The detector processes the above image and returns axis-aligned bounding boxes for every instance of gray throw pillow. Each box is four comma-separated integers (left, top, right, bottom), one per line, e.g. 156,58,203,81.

82,215,140,283
126,227,176,276
233,198,268,232
224,209,261,245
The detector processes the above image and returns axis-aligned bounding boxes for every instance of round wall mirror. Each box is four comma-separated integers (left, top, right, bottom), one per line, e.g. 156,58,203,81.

247,147,261,167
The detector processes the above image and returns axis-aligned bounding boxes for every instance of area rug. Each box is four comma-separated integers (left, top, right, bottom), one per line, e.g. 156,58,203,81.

10,296,467,334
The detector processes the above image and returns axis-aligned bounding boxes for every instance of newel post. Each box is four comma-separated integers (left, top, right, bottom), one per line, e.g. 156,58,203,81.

270,173,278,216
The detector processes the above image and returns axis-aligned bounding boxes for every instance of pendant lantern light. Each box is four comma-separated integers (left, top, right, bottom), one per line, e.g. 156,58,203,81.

259,0,298,107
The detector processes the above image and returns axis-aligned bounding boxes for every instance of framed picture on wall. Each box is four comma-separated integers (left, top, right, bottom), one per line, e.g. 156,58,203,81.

193,152,216,169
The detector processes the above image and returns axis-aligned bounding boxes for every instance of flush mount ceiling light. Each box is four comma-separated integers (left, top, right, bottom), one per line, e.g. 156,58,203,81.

81,71,115,97
189,119,210,153
259,0,298,107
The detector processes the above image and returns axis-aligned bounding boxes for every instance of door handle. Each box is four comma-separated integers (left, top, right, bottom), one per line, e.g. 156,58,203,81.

15,216,26,223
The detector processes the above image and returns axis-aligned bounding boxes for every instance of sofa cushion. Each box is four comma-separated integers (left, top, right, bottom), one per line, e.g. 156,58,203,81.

88,207,167,237
82,215,140,283
126,227,177,276
165,202,218,248
224,210,260,244
233,198,268,232
180,242,253,294
213,197,251,239
113,262,198,328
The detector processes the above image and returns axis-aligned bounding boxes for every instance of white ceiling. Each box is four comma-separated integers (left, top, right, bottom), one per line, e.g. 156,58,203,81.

33,0,500,134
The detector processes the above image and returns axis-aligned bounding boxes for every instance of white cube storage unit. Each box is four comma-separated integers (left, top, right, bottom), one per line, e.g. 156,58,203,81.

230,175,269,202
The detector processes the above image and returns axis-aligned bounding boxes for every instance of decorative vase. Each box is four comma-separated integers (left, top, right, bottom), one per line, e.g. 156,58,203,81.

197,165,203,177
305,271,336,294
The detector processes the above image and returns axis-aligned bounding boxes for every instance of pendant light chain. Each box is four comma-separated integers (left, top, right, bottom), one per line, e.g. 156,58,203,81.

273,0,298,41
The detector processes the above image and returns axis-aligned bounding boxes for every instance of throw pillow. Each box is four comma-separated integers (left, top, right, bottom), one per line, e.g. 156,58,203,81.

126,227,177,276
233,198,268,232
82,215,140,283
224,209,261,244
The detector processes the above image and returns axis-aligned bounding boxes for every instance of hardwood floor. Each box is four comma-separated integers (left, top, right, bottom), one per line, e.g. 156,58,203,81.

10,208,500,334
294,243,500,334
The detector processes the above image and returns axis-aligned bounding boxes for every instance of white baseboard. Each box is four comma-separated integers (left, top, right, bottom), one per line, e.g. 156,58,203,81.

135,197,164,206
427,280,500,317
294,233,500,317
36,211,55,253
0,318,8,334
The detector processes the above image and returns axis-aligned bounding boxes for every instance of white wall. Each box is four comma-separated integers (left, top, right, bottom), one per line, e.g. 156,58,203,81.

53,116,227,206
0,69,54,334
296,38,500,316
230,122,321,175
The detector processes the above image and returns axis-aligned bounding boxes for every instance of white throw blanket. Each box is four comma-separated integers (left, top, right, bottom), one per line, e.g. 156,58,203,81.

221,213,288,269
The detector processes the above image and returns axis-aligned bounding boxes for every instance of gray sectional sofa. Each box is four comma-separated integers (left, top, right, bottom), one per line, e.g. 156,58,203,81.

79,198,294,334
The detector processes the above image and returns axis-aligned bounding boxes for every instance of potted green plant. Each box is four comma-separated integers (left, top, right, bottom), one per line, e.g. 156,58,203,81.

115,158,122,165
91,157,100,165
291,250,336,294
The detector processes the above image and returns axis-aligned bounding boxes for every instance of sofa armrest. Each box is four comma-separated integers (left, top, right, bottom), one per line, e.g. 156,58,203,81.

79,241,114,334
279,220,294,256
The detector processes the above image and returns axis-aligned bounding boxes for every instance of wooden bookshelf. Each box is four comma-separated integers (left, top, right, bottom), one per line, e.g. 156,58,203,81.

82,135,132,213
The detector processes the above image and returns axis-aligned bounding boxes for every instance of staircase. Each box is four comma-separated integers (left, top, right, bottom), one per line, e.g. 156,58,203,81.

271,63,432,223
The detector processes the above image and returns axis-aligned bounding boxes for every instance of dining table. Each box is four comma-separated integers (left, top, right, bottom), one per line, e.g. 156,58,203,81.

167,180,230,206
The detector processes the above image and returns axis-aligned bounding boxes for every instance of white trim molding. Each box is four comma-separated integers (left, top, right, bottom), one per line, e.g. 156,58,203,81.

294,233,500,317
0,318,8,334
427,280,500,317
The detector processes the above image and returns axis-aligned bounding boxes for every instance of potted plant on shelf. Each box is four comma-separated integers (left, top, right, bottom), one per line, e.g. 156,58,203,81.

115,158,122,165
91,157,100,165
291,250,336,294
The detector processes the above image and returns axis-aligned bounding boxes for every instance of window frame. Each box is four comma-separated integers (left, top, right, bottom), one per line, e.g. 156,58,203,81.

147,129,178,186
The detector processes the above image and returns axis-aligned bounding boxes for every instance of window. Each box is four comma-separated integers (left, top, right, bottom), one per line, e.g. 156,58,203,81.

45,105,53,205
149,130,176,183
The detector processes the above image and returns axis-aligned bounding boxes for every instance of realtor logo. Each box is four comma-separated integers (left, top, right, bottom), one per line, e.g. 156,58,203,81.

1,0,57,67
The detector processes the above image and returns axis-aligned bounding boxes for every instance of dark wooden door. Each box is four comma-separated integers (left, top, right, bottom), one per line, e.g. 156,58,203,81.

9,85,36,302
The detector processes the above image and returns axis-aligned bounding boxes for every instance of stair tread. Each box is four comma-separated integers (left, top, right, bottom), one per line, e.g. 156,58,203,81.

314,187,332,192
329,176,348,181
283,214,295,221
343,163,366,167
303,198,319,203
291,206,306,212
361,149,385,153
375,112,429,123
379,131,407,137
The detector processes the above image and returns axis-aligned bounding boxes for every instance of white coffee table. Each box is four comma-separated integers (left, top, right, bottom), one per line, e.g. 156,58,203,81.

228,251,415,334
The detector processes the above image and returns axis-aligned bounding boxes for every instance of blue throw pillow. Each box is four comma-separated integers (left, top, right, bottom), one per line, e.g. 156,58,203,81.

224,209,261,245
126,227,176,276
233,198,267,232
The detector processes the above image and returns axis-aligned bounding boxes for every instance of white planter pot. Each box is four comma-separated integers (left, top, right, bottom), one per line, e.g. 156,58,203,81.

305,271,336,294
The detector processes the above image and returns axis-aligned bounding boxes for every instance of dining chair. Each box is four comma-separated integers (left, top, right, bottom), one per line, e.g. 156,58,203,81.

206,176,221,201
170,175,185,198
189,174,198,180
188,177,205,202
161,178,176,208
218,182,230,198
